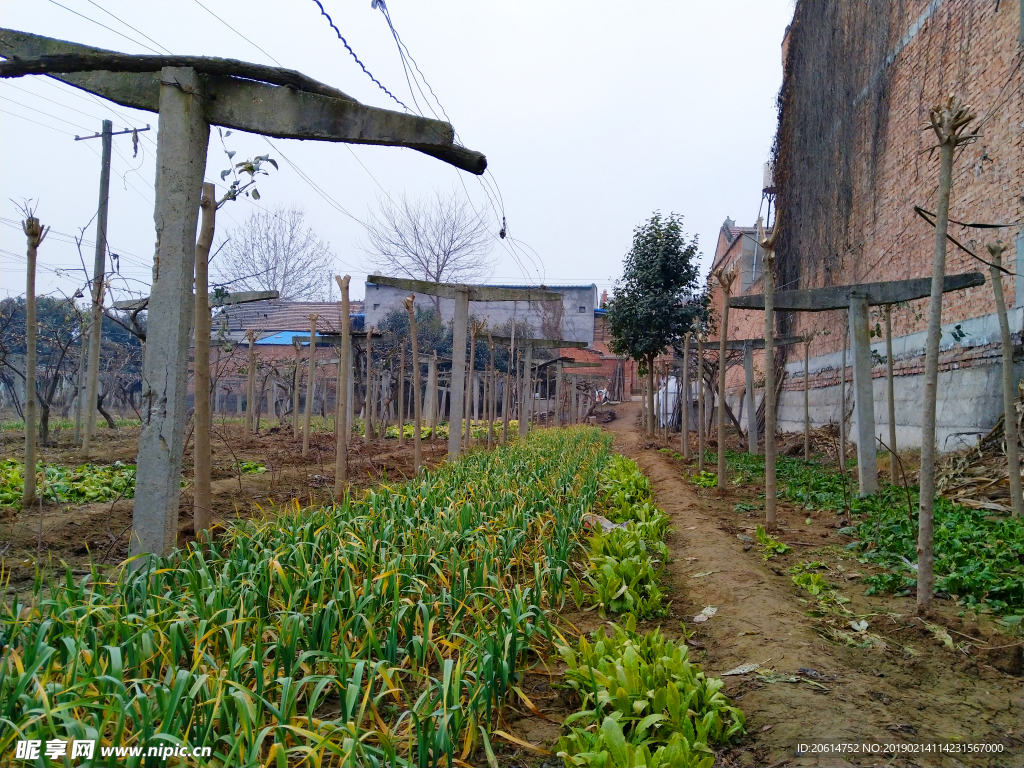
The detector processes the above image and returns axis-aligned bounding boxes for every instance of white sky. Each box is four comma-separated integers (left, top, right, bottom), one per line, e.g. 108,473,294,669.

0,0,792,303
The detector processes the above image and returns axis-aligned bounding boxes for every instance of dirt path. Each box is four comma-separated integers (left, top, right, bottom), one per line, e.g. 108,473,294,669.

603,402,1022,768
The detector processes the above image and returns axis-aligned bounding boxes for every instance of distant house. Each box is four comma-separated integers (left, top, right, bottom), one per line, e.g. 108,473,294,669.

362,281,599,346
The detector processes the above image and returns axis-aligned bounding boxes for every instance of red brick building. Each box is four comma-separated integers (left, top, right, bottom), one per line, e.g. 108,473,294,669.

709,0,1023,451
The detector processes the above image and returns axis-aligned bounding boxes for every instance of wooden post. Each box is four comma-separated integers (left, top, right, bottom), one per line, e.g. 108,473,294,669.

193,182,215,534
487,333,495,448
397,338,406,447
803,332,811,462
697,334,705,471
682,333,690,458
365,326,375,446
884,305,898,484
849,293,878,496
403,294,422,473
715,268,736,489
761,217,779,532
448,289,469,457
131,67,211,560
21,212,47,507
291,340,301,439
987,242,1022,517
82,120,112,459
302,315,317,457
246,330,256,434
334,275,350,495
919,97,975,609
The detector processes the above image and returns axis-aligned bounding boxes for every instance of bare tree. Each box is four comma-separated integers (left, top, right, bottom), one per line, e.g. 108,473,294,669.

214,204,335,300
362,188,493,307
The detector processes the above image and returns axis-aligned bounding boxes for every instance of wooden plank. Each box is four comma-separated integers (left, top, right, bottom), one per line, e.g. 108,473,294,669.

728,272,985,311
368,274,561,302
0,29,486,174
113,289,279,310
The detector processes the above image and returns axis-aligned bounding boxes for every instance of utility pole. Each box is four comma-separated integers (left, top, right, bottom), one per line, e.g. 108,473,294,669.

76,121,150,456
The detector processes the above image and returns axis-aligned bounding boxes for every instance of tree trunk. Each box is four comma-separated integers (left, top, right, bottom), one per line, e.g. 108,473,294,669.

193,183,215,534
764,253,777,531
918,138,956,610
397,338,406,447
246,329,257,435
988,243,1022,517
697,335,705,471
646,358,655,437
364,328,374,445
682,333,690,459
487,335,495,449
718,287,731,489
22,215,46,506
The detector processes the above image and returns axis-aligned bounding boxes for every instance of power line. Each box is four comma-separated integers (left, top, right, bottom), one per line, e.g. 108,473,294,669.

309,0,409,111
0,109,76,136
191,0,283,67
0,96,94,132
85,0,173,54
46,0,165,54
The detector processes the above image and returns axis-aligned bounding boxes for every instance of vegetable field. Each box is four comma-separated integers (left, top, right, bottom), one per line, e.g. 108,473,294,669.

0,428,742,767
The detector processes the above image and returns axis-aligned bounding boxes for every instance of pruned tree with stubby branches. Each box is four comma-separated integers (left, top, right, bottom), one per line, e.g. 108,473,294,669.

362,188,493,309
607,212,708,435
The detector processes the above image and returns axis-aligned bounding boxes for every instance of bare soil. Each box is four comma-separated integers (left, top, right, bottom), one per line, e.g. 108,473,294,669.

0,419,449,595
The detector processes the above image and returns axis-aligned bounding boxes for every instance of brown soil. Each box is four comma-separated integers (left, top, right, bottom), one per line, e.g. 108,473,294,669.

598,401,1023,768
0,420,449,596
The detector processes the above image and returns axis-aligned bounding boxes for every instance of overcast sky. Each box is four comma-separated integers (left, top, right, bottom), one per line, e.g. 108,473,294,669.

0,0,792,303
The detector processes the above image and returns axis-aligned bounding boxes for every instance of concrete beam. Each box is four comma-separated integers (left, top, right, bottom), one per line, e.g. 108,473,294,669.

113,289,279,311
0,29,486,174
368,274,561,303
131,67,209,561
729,272,986,311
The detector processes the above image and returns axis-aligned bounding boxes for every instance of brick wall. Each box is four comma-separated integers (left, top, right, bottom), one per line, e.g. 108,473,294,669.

779,0,1022,361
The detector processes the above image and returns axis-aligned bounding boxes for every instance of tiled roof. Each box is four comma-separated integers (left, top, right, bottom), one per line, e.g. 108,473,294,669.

214,300,365,334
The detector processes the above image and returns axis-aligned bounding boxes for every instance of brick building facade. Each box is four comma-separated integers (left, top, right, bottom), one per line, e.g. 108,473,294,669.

709,0,1023,451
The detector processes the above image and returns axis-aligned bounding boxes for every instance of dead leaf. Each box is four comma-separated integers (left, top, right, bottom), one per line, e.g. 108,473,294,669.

761,724,774,732
722,661,765,676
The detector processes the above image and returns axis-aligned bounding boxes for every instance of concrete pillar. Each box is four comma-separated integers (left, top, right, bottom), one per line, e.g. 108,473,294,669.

215,387,222,414
850,293,878,496
132,67,209,561
519,342,533,439
744,342,757,455
555,361,563,426
425,355,438,431
448,289,469,457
